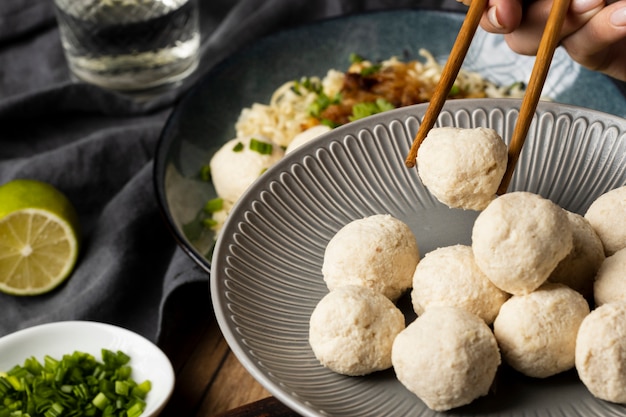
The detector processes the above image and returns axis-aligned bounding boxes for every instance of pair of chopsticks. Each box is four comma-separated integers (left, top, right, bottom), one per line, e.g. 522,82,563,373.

405,0,570,195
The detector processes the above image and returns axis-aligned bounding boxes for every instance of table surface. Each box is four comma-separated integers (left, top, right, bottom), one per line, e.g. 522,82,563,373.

157,288,300,417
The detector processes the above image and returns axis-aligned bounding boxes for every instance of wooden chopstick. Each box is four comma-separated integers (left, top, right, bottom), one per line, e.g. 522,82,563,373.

404,0,487,168
406,0,571,197
496,0,570,194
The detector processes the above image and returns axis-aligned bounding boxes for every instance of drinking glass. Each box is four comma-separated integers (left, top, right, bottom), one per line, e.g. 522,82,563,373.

54,0,201,91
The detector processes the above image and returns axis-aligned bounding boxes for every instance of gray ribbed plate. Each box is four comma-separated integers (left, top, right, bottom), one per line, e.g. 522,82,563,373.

212,99,626,417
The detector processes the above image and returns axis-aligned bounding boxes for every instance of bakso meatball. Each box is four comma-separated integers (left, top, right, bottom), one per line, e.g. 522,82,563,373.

548,211,605,299
416,127,508,211
493,283,590,378
411,244,509,324
576,301,626,404
209,135,284,203
392,306,500,411
285,125,331,154
322,214,419,301
593,247,626,307
472,191,573,295
309,285,405,376
585,185,626,256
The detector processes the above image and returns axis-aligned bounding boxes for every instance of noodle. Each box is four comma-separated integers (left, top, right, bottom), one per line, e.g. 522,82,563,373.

206,51,526,234
235,50,524,148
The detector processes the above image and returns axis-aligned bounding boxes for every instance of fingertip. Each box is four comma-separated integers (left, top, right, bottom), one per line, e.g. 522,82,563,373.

488,6,505,29
481,0,524,33
610,6,626,26
570,0,605,14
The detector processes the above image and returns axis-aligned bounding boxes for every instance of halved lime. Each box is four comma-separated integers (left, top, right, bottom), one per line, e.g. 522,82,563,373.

0,179,80,295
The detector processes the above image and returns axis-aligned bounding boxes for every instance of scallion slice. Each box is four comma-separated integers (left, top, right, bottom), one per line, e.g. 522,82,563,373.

249,138,273,155
232,142,244,152
449,84,461,96
202,218,218,228
203,198,224,213
349,52,364,64
199,165,211,182
349,98,395,121
360,64,381,76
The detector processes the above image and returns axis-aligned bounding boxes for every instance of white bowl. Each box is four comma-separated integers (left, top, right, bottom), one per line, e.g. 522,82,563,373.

0,321,174,417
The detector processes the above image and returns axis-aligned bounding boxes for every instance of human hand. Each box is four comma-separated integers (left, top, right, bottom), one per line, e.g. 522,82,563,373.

457,0,626,81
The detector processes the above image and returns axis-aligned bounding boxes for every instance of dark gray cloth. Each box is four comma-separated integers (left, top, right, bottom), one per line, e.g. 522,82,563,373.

0,0,466,344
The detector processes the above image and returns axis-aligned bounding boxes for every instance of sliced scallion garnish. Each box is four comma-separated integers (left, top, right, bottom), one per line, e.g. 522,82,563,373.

232,142,244,152
202,218,218,228
320,119,339,128
349,52,365,64
449,84,461,96
249,138,273,155
199,165,211,182
349,98,395,121
360,64,381,76
204,198,224,213
291,77,323,96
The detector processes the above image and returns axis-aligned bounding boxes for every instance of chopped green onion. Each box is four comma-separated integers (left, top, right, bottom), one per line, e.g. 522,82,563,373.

349,52,364,64
203,198,224,213
0,350,151,417
132,381,151,400
127,402,145,417
349,98,395,121
360,64,381,76
506,81,526,93
375,98,395,112
24,358,44,376
44,355,59,373
249,138,273,155
92,392,109,410
349,102,375,121
291,77,323,95
232,142,244,152
199,165,211,182
308,92,340,118
449,84,461,96
320,119,339,129
308,94,331,117
115,381,130,397
202,218,218,228
43,402,64,417
5,375,21,391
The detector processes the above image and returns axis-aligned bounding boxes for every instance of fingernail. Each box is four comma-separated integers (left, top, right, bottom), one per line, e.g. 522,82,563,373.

610,7,626,26
488,6,503,29
571,0,604,13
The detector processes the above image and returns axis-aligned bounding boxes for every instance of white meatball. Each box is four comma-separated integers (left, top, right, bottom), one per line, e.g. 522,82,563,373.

493,283,590,378
309,285,405,376
576,302,626,404
472,191,573,295
209,135,284,203
285,125,331,154
322,214,419,301
392,306,500,411
548,211,605,299
594,247,626,307
411,245,509,324
416,127,508,211
585,185,626,256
